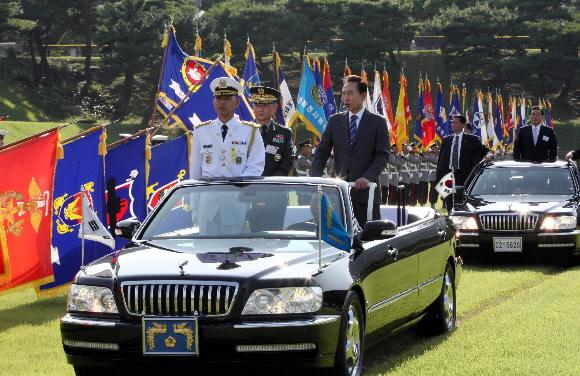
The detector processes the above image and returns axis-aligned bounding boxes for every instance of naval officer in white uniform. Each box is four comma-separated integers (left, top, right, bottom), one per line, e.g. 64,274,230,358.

190,77,265,235
190,77,265,179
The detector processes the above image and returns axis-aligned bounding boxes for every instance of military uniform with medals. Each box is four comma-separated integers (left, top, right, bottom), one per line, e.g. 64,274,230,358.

189,77,265,235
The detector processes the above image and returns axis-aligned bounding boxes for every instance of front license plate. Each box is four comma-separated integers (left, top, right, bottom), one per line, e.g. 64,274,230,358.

493,237,522,253
143,317,199,356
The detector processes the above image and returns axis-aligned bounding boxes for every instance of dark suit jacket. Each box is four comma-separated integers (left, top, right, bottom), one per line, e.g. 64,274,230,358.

513,124,557,163
436,133,489,186
261,121,294,176
311,109,389,204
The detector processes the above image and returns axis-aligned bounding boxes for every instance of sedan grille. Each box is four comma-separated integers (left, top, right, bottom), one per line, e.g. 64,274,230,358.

479,213,539,231
121,281,238,317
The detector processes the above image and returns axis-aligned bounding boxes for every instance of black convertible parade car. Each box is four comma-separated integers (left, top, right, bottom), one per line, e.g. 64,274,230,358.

61,177,462,376
451,161,580,262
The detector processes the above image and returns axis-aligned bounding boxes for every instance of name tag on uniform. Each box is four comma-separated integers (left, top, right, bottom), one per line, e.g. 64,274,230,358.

542,135,549,142
265,145,279,154
202,144,212,149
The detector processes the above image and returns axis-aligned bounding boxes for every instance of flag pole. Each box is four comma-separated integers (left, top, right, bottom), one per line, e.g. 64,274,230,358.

80,186,85,267
317,185,322,273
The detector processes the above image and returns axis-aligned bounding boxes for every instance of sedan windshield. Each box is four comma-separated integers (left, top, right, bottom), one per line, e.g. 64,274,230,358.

140,183,345,239
470,167,575,196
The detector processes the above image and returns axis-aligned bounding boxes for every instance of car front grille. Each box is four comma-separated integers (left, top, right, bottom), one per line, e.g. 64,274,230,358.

121,281,238,317
479,213,539,231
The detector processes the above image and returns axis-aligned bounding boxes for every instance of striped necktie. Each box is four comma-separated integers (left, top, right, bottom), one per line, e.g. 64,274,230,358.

349,114,358,145
451,135,460,170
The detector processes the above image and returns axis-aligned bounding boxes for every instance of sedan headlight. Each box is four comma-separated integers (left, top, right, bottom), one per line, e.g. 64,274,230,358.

67,284,118,314
540,215,577,231
449,215,479,231
241,287,323,315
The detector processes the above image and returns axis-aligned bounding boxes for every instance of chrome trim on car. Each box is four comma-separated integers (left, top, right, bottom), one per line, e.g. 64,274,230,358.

538,230,580,236
479,213,539,232
61,314,118,327
120,280,239,317
537,243,576,248
233,315,340,328
458,243,479,248
368,275,443,314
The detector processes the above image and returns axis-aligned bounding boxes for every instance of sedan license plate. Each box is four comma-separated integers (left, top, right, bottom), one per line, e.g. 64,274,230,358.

143,317,199,356
493,237,522,253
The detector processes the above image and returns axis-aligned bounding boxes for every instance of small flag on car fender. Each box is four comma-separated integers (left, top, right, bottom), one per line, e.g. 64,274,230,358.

78,192,115,250
435,171,455,198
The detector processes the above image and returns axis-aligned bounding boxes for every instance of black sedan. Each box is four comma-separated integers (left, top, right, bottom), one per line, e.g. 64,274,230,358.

451,161,580,262
61,177,462,376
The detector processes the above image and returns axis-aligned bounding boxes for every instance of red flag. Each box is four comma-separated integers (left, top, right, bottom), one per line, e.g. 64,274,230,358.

422,79,437,148
0,130,59,293
382,70,396,146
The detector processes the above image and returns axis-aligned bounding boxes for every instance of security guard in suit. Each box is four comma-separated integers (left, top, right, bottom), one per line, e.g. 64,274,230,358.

190,77,265,235
295,139,313,177
249,86,294,176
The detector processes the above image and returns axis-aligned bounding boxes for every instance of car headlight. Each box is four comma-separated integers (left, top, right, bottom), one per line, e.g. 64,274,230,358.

241,287,323,315
67,284,118,314
540,215,577,231
449,215,479,231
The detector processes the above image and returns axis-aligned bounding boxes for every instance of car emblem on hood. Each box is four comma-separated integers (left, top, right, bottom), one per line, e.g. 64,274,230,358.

178,260,188,276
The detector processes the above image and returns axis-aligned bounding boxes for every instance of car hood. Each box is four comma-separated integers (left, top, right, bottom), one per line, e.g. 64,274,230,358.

461,195,575,214
83,238,346,283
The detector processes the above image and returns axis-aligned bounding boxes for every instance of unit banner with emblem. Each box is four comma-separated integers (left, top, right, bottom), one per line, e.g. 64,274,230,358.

0,129,59,293
37,128,108,296
156,27,254,130
147,134,189,211
105,135,148,249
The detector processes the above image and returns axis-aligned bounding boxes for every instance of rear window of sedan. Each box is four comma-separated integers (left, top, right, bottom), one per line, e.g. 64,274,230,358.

470,167,575,196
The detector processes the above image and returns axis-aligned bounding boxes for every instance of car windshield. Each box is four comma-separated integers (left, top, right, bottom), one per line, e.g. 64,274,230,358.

140,183,345,239
470,167,575,196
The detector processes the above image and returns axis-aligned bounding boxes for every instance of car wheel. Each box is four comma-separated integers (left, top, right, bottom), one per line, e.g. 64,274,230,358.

334,291,364,376
420,262,456,335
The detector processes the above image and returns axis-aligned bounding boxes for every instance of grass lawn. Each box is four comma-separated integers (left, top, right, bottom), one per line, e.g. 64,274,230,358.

1,263,579,375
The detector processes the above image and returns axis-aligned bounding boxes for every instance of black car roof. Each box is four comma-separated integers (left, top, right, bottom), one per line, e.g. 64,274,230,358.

486,160,574,168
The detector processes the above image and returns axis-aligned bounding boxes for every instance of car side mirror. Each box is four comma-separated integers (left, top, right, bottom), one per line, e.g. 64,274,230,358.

115,219,141,240
360,220,397,241
454,186,465,206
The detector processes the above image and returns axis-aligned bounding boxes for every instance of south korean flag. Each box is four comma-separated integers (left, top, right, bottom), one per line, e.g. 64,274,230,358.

78,192,115,250
435,171,455,198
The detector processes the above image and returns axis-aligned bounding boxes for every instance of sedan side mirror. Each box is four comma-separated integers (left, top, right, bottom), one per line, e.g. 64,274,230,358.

360,220,397,241
115,219,141,240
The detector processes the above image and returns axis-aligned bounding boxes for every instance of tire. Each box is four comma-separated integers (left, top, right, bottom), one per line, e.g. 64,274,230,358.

333,291,365,376
420,262,456,336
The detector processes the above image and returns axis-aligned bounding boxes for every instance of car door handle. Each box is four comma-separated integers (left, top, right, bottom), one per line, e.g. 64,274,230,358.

387,245,399,259
437,230,446,240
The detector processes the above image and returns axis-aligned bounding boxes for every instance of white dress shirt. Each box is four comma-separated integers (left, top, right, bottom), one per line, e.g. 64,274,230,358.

348,107,366,131
532,124,541,145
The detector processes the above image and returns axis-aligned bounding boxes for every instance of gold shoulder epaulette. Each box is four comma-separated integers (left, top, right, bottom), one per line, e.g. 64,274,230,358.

194,120,212,129
241,120,261,128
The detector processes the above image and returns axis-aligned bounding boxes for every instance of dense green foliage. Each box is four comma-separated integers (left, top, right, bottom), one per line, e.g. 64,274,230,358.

0,0,577,124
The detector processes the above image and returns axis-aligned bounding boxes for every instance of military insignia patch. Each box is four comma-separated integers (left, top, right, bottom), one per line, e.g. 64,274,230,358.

272,134,285,143
204,153,212,165
274,154,282,162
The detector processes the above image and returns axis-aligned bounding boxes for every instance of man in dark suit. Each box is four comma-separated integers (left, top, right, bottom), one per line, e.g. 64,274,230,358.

311,75,389,226
249,86,294,176
436,115,491,211
513,106,557,162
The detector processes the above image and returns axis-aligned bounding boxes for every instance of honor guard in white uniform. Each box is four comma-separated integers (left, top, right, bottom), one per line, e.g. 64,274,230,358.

190,77,265,179
189,77,265,235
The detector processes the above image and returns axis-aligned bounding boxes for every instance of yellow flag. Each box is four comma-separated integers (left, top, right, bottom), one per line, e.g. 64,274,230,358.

224,38,232,64
194,35,202,56
395,74,409,152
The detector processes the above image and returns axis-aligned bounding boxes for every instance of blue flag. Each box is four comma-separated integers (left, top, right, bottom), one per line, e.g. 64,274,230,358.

105,135,148,249
156,28,254,129
494,98,503,144
472,94,483,140
447,88,462,132
435,84,451,139
147,135,189,211
38,129,109,295
320,193,351,252
242,42,261,99
293,57,327,137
